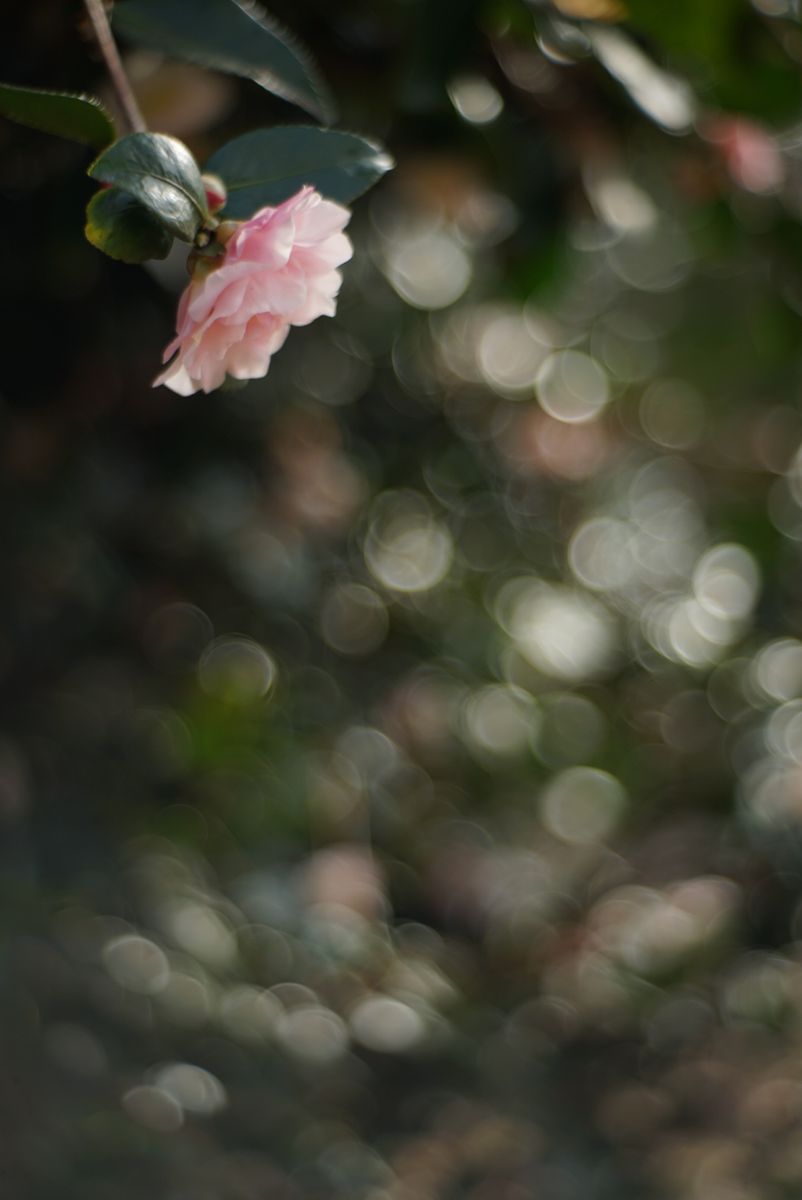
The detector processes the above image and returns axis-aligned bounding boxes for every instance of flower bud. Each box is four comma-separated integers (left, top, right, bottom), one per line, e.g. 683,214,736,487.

201,173,228,214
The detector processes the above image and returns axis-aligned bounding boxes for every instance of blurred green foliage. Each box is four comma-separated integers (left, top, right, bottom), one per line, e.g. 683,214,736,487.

6,2,802,1199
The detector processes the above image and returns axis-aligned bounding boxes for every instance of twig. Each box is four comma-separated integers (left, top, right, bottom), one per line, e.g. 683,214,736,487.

82,0,146,134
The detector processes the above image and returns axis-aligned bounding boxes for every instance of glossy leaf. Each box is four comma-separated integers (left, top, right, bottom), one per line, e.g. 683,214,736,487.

85,186,173,262
88,132,208,241
0,82,115,148
113,0,333,123
206,126,393,218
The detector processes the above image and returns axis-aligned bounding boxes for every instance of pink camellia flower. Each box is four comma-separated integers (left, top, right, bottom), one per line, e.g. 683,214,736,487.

154,185,352,396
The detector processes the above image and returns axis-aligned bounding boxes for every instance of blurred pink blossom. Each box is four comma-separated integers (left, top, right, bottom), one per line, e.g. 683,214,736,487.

703,115,784,195
155,186,352,396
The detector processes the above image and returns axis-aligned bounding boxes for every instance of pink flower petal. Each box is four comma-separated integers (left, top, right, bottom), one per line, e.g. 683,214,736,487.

154,186,353,396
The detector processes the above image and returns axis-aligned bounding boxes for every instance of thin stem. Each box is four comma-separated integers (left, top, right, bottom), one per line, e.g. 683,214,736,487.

83,0,146,134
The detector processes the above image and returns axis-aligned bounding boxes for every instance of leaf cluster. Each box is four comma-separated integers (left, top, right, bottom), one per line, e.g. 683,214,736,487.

0,0,392,263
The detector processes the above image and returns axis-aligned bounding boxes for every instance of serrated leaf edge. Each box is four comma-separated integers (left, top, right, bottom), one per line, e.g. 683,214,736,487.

235,0,335,123
0,83,116,147
114,0,335,124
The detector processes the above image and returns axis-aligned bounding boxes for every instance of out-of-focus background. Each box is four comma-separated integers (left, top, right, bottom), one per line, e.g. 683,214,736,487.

5,1,802,1197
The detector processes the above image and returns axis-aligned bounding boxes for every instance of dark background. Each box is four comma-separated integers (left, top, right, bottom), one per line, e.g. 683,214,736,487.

4,2,802,1197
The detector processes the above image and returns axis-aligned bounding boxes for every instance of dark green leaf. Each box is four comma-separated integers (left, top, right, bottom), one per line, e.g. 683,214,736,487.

0,82,115,148
88,132,208,241
206,126,394,218
85,186,173,263
113,0,333,124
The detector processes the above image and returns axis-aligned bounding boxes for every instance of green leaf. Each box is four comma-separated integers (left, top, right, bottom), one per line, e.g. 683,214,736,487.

0,82,115,148
206,126,394,218
113,0,333,124
88,132,208,241
85,186,173,263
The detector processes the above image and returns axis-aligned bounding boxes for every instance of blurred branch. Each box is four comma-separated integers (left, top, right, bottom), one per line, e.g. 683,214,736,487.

82,0,146,134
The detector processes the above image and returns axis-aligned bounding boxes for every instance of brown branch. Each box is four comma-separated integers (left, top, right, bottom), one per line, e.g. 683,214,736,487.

82,0,146,134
